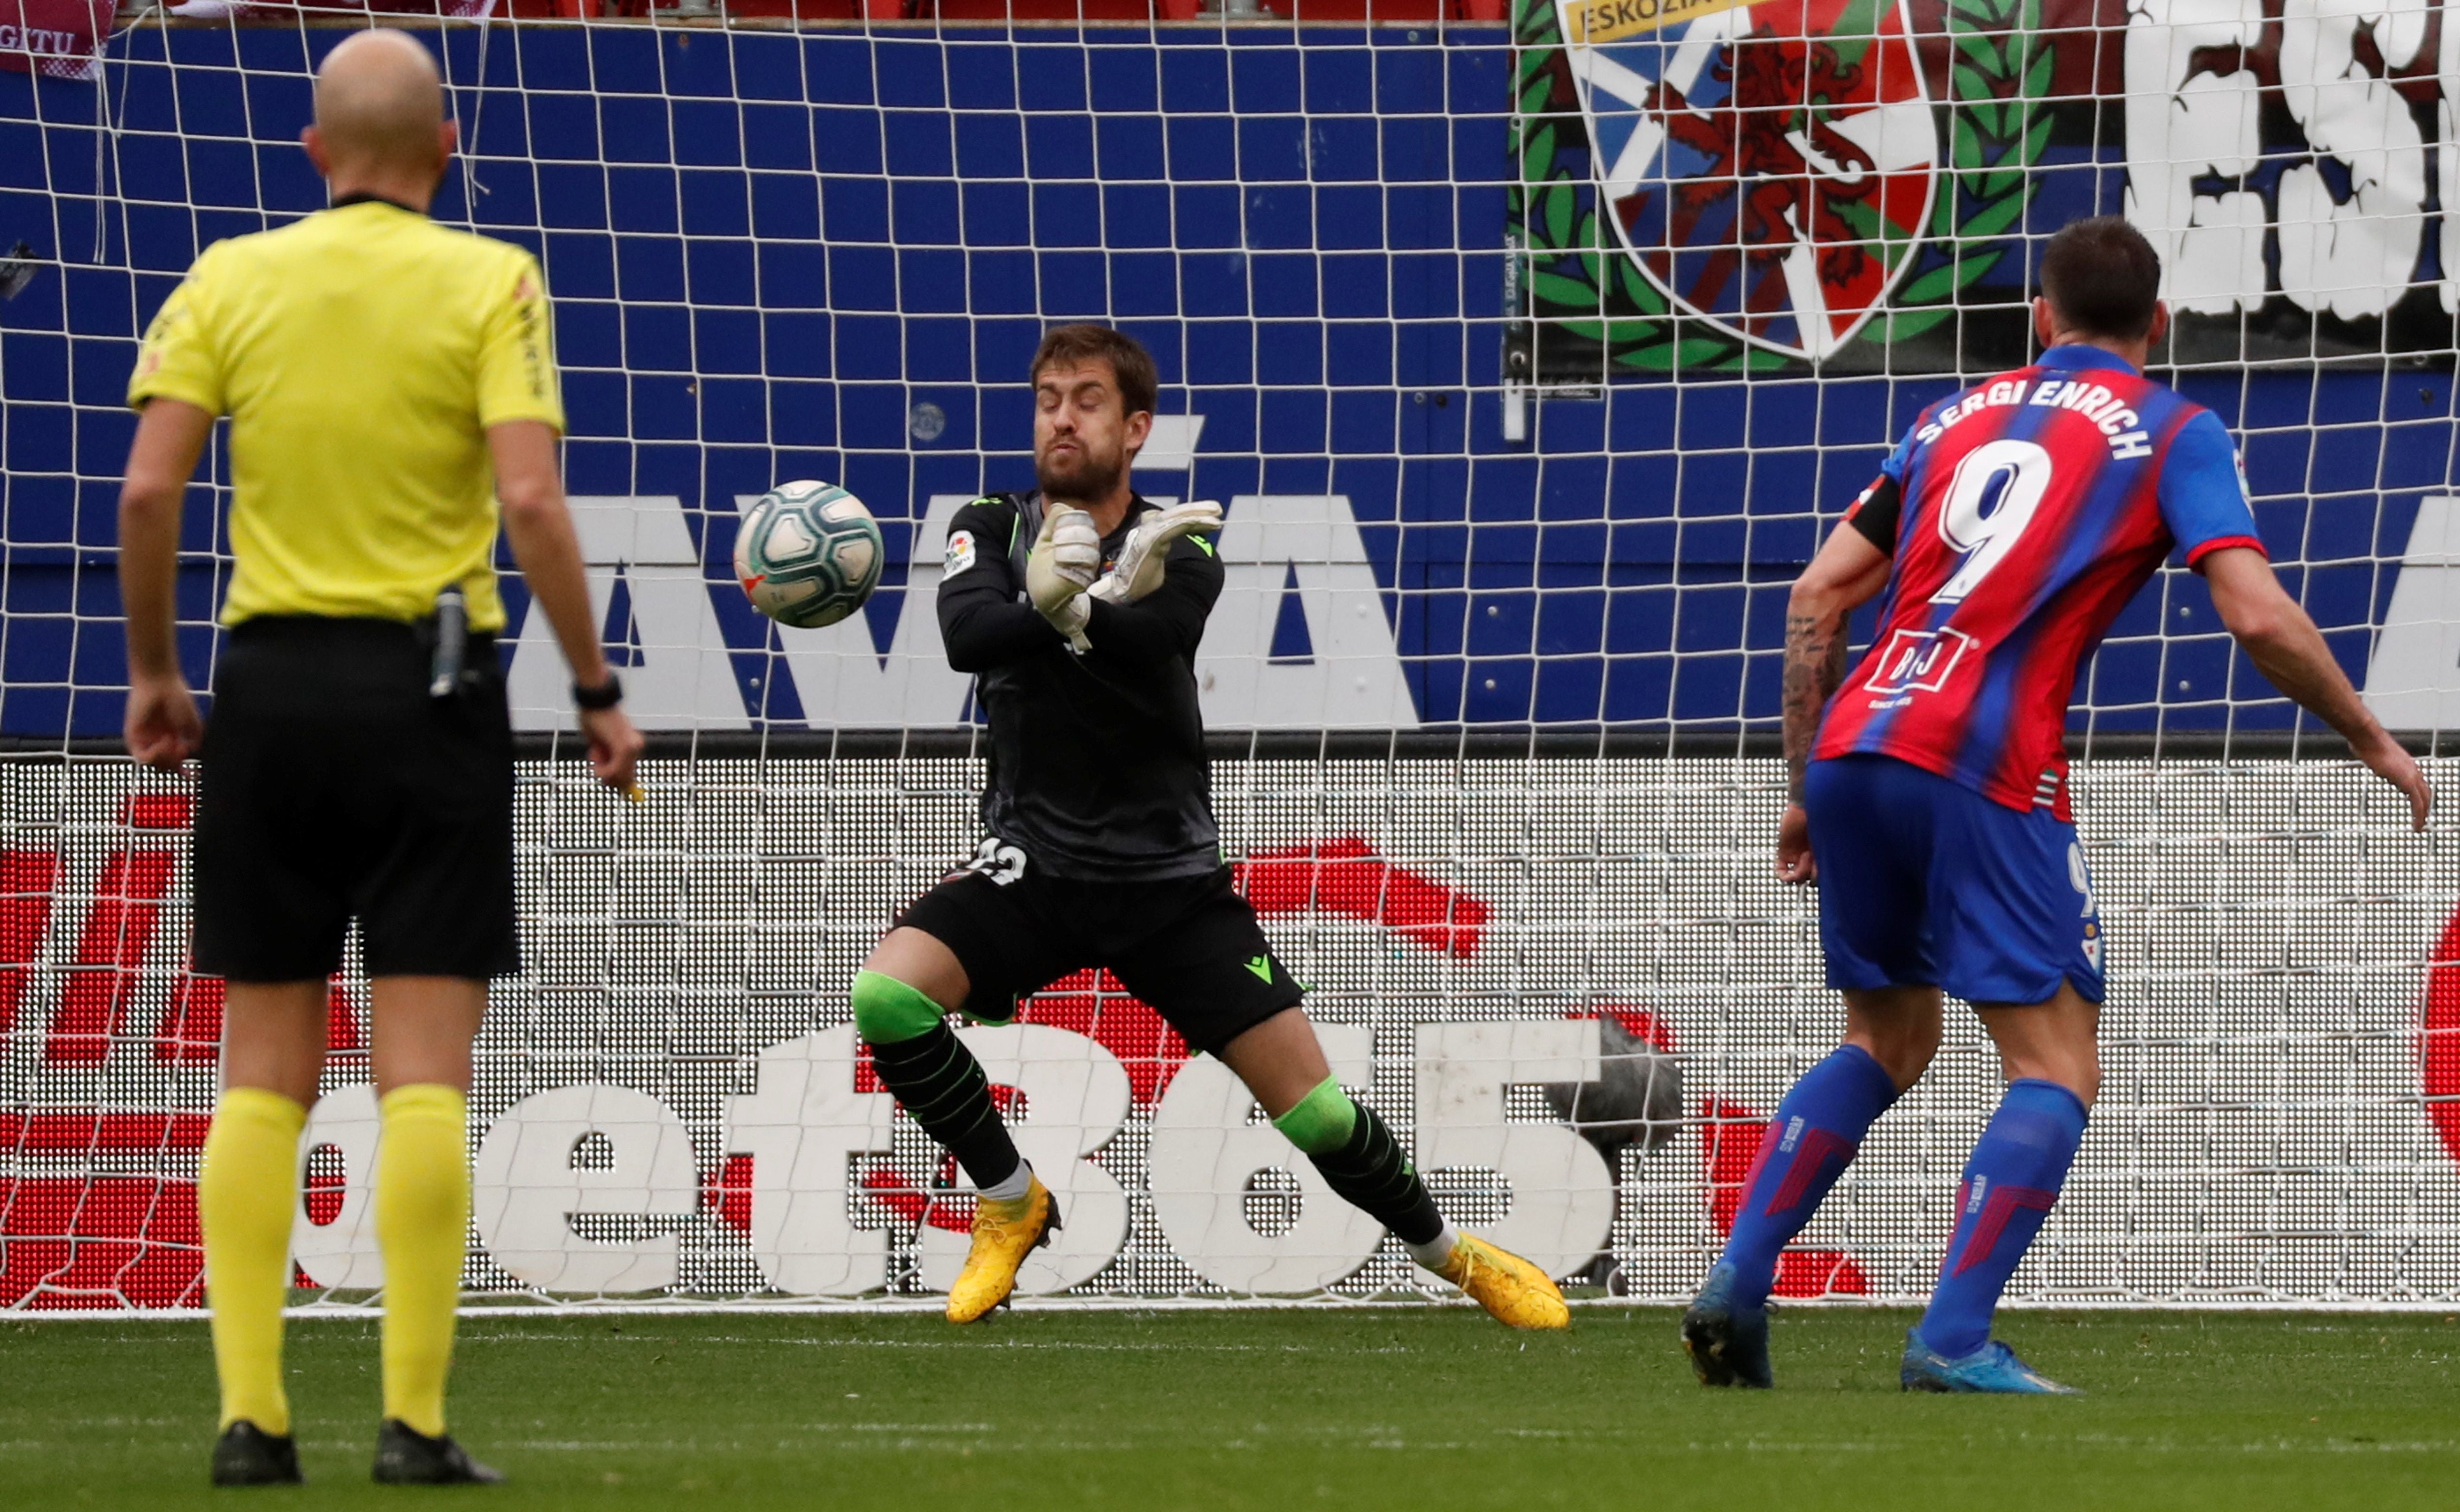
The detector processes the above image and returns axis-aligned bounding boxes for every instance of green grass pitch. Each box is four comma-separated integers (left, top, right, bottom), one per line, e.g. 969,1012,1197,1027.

2,1306,2454,1510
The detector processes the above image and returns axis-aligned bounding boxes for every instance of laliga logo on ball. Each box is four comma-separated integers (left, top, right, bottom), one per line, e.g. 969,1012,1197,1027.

735,479,885,629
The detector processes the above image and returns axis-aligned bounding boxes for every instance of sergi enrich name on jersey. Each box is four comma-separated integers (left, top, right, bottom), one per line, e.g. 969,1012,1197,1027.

1915,378,2156,460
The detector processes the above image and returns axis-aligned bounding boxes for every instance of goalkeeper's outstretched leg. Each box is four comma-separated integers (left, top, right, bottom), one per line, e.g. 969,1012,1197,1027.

1215,1008,1569,1330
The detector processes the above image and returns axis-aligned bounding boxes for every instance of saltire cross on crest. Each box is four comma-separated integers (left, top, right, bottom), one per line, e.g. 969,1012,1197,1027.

1557,0,1936,360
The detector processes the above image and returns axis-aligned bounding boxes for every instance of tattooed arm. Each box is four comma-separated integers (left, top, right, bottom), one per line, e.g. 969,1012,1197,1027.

1775,523,1893,883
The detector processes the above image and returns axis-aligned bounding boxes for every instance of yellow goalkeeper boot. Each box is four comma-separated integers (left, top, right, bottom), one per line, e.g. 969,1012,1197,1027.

946,1171,1059,1324
1437,1234,1571,1330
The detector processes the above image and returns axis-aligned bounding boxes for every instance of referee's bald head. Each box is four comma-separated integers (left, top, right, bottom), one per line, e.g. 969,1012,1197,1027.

308,31,450,187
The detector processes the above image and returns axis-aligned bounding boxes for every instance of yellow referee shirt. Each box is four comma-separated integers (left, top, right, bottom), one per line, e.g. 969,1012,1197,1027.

125,200,564,632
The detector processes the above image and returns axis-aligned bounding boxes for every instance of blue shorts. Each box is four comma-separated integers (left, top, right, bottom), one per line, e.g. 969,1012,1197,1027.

1804,755,2103,1005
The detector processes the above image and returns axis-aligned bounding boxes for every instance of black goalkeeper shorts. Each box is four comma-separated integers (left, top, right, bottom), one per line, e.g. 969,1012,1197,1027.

894,849,1302,1054
192,617,520,984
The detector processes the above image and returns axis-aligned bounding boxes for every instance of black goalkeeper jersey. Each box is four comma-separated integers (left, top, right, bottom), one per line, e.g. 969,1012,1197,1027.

936,490,1224,882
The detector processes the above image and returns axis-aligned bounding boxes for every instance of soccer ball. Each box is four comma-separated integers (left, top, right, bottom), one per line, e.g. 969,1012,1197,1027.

735,480,884,629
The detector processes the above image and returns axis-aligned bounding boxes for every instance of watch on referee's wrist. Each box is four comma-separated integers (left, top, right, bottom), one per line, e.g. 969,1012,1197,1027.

572,672,624,710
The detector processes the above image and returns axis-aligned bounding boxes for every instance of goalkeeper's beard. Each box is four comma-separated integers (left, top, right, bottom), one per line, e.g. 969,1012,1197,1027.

1036,447,1123,506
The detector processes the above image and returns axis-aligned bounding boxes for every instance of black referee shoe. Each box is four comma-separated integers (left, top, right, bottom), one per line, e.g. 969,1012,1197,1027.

210,1420,303,1486
371,1419,505,1485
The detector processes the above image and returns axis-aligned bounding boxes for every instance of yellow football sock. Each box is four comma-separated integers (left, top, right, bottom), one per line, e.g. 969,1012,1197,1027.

198,1086,307,1436
376,1084,469,1439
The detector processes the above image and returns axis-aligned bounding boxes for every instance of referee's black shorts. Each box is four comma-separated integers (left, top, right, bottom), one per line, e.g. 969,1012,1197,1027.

192,616,520,983
894,852,1302,1054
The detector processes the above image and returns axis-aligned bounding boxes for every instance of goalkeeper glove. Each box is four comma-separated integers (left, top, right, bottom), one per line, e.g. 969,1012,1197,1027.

1025,500,1102,651
1086,501,1224,607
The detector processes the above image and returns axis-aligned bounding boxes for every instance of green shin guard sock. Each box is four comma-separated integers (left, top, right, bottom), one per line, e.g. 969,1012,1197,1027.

851,969,947,1044
1283,1083,1446,1248
852,970,1023,1191
1272,1076,1359,1155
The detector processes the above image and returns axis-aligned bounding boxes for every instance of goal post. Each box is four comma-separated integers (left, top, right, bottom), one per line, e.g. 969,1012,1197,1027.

1,4,2457,1313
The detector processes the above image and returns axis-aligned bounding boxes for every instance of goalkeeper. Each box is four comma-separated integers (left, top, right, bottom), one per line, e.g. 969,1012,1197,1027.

116,30,642,1488
856,324,1567,1329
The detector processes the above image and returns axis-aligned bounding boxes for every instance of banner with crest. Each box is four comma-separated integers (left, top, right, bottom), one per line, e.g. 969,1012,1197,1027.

1509,0,2460,378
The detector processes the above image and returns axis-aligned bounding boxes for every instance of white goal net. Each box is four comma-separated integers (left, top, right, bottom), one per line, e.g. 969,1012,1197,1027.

1,4,2458,1311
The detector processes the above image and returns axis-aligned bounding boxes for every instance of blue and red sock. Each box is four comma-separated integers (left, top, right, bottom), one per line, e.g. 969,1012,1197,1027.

1716,1044,1899,1310
1918,1078,2089,1358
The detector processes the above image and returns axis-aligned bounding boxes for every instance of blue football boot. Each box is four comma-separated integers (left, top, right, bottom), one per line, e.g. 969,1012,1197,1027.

1680,1262,1772,1389
1900,1328,2081,1394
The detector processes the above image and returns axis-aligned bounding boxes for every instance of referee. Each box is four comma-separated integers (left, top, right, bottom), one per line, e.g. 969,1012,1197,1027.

117,31,642,1487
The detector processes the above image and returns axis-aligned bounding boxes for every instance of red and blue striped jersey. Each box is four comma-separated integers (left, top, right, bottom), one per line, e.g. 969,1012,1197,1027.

1811,346,2265,819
